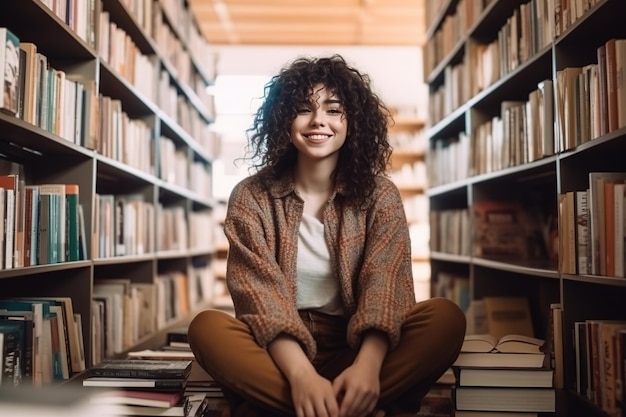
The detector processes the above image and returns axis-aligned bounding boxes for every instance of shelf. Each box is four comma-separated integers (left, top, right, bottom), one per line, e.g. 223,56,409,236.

425,1,626,415
0,0,220,382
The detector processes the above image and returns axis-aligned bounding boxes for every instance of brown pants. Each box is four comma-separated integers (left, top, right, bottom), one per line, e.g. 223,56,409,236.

188,297,466,416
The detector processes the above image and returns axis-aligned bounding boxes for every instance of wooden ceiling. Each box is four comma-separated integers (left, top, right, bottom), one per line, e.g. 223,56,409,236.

188,0,426,46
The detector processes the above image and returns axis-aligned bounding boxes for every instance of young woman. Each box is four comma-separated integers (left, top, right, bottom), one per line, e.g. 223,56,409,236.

188,55,466,417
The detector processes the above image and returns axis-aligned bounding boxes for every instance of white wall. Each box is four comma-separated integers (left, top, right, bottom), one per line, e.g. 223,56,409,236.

213,45,427,118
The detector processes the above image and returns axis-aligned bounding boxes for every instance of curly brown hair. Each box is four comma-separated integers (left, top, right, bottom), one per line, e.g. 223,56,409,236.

246,54,393,203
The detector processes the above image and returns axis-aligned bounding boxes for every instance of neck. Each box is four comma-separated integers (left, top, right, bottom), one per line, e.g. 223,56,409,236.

293,158,335,195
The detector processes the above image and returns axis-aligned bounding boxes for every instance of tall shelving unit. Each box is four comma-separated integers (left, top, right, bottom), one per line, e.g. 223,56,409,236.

425,0,626,416
0,0,219,373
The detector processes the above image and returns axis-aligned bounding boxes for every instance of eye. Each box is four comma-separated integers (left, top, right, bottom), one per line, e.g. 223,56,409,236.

296,108,311,114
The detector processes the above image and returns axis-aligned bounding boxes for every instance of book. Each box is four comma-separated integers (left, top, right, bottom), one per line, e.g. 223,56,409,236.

89,359,192,379
461,334,545,354
39,184,67,263
90,389,184,408
453,352,548,369
455,367,554,388
102,397,191,417
65,184,80,261
82,377,187,391
473,200,527,260
455,410,538,417
575,189,590,275
573,321,590,397
18,42,37,124
0,27,20,115
482,296,534,340
614,182,626,277
588,172,626,275
0,299,54,386
19,296,84,373
0,174,20,269
0,320,22,387
166,327,189,346
23,185,39,266
0,314,32,385
453,386,556,412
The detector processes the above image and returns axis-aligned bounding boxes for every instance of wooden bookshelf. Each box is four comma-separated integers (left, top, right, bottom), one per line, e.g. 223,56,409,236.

425,0,626,415
0,0,220,378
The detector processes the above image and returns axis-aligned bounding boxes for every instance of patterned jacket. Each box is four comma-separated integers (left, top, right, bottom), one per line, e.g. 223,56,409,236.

223,170,416,360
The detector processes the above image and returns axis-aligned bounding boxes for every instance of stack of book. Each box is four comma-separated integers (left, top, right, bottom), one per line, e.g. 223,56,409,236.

83,358,212,416
128,328,225,398
452,334,556,417
126,327,227,414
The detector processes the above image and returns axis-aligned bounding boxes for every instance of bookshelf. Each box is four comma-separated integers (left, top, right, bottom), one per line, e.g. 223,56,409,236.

0,0,219,377
425,0,626,416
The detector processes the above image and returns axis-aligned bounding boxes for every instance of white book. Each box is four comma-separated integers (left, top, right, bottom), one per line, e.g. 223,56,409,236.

4,189,15,269
39,184,67,263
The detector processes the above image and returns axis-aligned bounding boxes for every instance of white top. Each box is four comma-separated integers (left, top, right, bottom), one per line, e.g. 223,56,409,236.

296,213,344,315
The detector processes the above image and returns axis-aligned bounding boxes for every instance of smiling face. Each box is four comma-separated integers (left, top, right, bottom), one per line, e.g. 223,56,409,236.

289,84,348,164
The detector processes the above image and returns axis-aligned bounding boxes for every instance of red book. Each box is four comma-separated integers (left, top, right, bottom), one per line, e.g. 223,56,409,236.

91,389,183,408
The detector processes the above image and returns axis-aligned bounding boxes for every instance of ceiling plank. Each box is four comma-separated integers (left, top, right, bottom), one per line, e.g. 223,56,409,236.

188,0,425,46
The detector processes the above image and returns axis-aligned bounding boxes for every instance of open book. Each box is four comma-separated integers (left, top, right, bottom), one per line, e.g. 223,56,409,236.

461,334,545,354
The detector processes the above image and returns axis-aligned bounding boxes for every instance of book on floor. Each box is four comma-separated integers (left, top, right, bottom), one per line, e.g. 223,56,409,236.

102,395,191,416
90,389,184,408
454,366,554,388
453,386,556,413
82,376,187,391
89,359,192,379
453,352,549,369
455,412,538,417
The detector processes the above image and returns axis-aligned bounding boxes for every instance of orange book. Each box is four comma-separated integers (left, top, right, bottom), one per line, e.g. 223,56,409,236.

605,38,619,132
604,181,616,276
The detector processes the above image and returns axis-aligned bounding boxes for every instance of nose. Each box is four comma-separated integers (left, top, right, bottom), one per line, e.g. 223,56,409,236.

310,108,326,126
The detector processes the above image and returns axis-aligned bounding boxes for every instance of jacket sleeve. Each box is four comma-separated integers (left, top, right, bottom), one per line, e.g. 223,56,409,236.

347,178,416,351
223,180,317,359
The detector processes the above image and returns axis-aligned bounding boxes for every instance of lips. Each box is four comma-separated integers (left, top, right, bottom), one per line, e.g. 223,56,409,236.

304,133,331,143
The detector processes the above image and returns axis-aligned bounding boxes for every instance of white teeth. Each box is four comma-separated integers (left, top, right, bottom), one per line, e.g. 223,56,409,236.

307,135,328,140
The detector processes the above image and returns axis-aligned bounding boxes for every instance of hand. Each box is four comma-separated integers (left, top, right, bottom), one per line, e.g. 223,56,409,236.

289,367,340,417
332,362,379,417
267,335,339,417
332,330,389,417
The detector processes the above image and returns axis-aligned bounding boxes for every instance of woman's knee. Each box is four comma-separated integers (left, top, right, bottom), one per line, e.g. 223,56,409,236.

418,297,467,343
188,310,232,353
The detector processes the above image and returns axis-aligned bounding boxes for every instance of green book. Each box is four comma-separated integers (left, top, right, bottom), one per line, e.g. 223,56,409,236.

65,184,79,261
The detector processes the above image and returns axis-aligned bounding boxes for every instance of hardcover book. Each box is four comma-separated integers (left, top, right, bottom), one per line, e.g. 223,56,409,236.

89,359,192,379
455,366,554,388
453,386,556,413
453,352,548,369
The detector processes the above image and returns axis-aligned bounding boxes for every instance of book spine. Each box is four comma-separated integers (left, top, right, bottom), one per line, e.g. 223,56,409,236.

575,190,589,275
65,185,79,261
0,329,21,387
38,193,50,265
